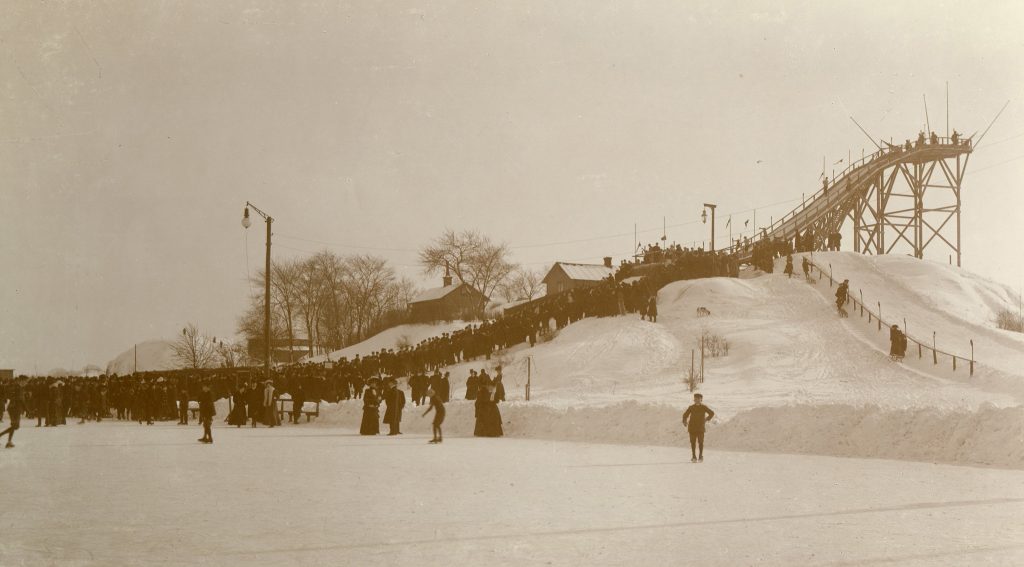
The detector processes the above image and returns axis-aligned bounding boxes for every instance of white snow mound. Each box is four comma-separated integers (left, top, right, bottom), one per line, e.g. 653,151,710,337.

106,340,179,375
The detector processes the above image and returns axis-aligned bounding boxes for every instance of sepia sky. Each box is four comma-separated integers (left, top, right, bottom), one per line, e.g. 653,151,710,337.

2,1,1023,373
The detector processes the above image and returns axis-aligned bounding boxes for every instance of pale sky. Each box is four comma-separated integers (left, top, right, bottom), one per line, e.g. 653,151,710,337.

2,1,1023,374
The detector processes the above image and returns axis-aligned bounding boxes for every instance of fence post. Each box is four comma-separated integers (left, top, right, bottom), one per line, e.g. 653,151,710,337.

932,332,937,365
953,356,957,371
918,342,922,359
525,356,531,401
877,302,882,330
859,290,864,317
700,335,706,383
970,340,974,377
829,264,833,287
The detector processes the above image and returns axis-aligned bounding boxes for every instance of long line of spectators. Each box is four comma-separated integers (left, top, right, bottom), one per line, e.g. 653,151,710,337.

1,247,741,423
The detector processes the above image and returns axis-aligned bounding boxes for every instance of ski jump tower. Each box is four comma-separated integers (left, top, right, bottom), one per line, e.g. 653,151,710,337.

750,135,973,266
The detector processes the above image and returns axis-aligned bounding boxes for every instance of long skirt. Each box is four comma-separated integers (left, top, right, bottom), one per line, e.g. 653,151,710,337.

228,402,247,426
360,407,379,435
474,402,503,437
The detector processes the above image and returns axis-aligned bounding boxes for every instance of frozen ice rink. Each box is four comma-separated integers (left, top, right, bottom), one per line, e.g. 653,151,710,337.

2,422,1022,566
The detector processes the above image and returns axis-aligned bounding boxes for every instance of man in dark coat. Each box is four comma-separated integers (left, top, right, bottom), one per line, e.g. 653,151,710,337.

382,378,406,436
197,383,215,444
177,387,190,425
682,393,715,463
290,384,305,424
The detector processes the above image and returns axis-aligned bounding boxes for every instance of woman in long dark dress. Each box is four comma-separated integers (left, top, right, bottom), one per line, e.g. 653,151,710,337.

360,385,380,435
228,384,248,427
474,385,503,437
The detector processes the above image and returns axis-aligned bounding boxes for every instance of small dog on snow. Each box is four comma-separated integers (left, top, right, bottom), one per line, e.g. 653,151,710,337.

696,307,711,317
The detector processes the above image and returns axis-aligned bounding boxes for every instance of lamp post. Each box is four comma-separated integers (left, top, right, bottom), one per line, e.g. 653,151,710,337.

701,203,717,251
242,202,273,380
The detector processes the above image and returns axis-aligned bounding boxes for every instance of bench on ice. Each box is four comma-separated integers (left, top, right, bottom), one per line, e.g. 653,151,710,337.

187,399,321,422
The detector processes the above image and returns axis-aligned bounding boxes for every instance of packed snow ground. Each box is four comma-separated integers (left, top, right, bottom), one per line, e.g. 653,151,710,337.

3,423,1023,566
307,253,1024,468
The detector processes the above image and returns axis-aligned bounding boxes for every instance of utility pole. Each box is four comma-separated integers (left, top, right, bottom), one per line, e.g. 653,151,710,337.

702,203,717,251
243,203,274,380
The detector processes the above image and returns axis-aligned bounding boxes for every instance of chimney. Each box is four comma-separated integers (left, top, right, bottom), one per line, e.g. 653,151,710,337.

443,261,453,287
603,256,612,268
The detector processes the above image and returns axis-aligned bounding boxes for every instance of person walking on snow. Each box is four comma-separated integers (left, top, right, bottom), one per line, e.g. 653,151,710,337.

835,279,850,317
801,256,810,279
682,393,715,463
784,253,794,278
644,296,658,323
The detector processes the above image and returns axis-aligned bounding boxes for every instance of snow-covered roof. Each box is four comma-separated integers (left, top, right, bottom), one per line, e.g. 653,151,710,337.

546,262,615,282
410,283,462,304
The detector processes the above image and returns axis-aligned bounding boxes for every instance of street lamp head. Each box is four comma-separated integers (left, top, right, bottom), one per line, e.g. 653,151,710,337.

701,209,707,224
242,206,252,229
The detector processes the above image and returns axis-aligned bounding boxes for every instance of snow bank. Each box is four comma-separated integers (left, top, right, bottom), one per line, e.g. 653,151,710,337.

106,339,179,375
314,399,1024,469
715,403,1024,468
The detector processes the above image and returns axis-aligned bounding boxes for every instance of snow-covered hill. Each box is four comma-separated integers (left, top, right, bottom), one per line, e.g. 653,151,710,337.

106,339,179,375
316,252,1024,467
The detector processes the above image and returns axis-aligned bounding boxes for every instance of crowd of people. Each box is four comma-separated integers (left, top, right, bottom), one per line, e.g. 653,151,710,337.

2,243,745,447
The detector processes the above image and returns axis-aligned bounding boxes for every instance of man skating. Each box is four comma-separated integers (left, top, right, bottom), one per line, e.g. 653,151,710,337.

682,393,715,462
1,378,25,448
422,386,445,444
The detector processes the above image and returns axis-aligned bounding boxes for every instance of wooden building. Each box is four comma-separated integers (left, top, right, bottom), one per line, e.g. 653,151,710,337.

541,259,615,295
409,275,488,323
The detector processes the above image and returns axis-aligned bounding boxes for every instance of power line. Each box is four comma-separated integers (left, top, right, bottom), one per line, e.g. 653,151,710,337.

970,153,1024,175
275,196,803,254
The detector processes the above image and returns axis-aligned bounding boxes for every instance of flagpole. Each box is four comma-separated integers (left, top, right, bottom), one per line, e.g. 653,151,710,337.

728,215,732,251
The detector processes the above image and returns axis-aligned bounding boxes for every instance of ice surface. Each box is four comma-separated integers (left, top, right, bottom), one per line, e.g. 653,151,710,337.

2,424,1022,566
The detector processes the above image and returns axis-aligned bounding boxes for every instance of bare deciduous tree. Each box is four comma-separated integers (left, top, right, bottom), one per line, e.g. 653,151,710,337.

419,229,517,300
173,323,218,369
499,265,547,302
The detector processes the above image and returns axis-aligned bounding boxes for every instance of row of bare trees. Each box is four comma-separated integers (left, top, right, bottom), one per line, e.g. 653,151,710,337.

237,251,417,359
231,230,550,365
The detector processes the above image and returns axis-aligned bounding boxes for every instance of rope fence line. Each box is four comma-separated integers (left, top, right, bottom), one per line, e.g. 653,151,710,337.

805,258,976,376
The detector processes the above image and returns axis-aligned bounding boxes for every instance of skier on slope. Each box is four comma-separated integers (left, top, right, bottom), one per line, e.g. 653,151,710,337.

682,393,715,463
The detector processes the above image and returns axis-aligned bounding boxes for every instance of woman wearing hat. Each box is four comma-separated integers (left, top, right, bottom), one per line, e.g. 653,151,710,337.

359,382,381,435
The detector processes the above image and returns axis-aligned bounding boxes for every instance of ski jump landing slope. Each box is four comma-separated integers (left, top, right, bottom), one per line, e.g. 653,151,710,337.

317,253,1024,467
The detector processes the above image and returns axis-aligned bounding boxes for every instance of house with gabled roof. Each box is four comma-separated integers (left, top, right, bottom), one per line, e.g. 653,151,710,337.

408,270,488,323
541,258,615,296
